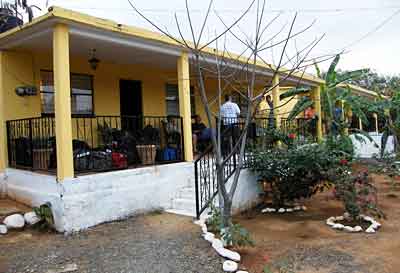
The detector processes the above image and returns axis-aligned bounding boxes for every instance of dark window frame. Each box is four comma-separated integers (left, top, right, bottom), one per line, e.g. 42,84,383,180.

165,84,196,117
40,70,95,117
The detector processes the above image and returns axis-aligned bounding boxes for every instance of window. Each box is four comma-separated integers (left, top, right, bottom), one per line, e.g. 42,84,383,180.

40,71,94,116
165,84,195,116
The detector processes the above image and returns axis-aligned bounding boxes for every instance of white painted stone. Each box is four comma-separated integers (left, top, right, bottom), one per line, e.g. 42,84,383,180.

223,260,238,272
332,223,344,229
215,247,241,262
286,208,294,212
372,221,381,228
363,216,374,223
212,238,224,250
237,271,249,273
194,219,205,226
24,212,40,225
203,232,215,243
278,208,286,213
343,212,350,219
344,226,354,232
353,226,363,232
301,206,307,211
201,225,208,234
0,224,7,234
294,206,301,211
366,227,376,233
326,220,335,226
3,214,25,229
269,208,276,212
335,216,344,221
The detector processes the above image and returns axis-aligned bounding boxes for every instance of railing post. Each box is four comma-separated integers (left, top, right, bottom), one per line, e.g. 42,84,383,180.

28,119,33,170
194,160,200,219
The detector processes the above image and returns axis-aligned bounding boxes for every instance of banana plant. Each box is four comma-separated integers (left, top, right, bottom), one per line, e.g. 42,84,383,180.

286,54,370,135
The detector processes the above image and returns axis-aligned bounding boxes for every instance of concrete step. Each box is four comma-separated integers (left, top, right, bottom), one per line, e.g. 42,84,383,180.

171,198,196,212
178,188,195,199
165,208,196,218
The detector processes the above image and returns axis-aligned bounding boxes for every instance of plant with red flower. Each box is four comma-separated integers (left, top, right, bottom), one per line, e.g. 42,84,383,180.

339,159,348,165
288,133,296,140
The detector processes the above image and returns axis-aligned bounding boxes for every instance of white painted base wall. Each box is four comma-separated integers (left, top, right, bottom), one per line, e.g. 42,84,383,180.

1,163,262,232
227,169,262,213
2,163,193,232
351,133,395,158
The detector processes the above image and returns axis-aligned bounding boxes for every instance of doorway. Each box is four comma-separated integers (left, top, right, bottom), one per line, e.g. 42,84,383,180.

119,80,143,132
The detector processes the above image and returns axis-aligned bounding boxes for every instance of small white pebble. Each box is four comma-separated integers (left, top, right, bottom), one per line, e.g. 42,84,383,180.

332,224,345,229
353,226,363,232
223,260,238,272
278,208,286,213
366,227,376,233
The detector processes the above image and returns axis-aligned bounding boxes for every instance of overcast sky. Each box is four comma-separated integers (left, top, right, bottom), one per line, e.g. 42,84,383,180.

31,0,400,76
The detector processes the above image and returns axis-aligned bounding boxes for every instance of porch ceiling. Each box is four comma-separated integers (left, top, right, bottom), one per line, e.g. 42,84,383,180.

1,22,180,70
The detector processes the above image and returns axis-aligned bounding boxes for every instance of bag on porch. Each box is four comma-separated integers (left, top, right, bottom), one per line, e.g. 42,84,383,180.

111,152,128,169
162,147,177,161
90,150,113,171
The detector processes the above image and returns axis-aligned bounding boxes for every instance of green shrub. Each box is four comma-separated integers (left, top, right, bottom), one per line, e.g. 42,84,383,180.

221,223,255,248
250,143,346,207
32,202,55,231
206,203,222,233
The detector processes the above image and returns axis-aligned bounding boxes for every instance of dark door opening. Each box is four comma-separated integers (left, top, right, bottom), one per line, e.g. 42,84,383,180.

119,80,143,132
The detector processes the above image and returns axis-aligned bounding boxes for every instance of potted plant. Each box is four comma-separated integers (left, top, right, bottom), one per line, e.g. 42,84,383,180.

0,0,41,33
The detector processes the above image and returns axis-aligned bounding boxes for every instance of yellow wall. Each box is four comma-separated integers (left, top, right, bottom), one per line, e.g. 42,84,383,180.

2,50,179,121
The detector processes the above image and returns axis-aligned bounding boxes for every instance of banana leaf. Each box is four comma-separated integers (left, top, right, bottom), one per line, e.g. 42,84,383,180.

334,69,369,87
287,96,314,121
326,55,340,85
279,87,310,100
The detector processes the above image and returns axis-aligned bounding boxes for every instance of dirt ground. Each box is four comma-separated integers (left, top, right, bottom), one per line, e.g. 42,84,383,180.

0,213,223,273
235,164,400,273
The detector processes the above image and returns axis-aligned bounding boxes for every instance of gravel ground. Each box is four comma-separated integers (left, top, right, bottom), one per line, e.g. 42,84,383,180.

0,213,224,273
273,246,373,273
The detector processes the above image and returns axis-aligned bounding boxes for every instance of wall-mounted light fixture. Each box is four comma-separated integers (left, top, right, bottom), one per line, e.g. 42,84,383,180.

15,86,37,96
88,49,100,70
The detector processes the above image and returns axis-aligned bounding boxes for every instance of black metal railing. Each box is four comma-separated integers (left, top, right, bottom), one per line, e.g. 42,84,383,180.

281,117,317,142
71,115,184,173
7,117,56,172
194,117,317,218
6,115,184,174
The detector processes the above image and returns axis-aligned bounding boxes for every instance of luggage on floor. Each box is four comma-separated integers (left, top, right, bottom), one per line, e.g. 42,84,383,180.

163,147,177,161
112,152,128,169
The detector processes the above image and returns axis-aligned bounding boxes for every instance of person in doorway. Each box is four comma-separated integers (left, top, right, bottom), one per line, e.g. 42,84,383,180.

220,94,241,155
220,94,241,125
192,115,213,153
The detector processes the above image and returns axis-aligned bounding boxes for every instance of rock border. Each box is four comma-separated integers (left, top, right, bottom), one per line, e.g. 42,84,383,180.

0,211,40,235
326,214,381,233
261,205,307,214
194,218,248,273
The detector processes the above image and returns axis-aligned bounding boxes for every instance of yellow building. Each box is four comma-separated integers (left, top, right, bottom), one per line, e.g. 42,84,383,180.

0,7,378,231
